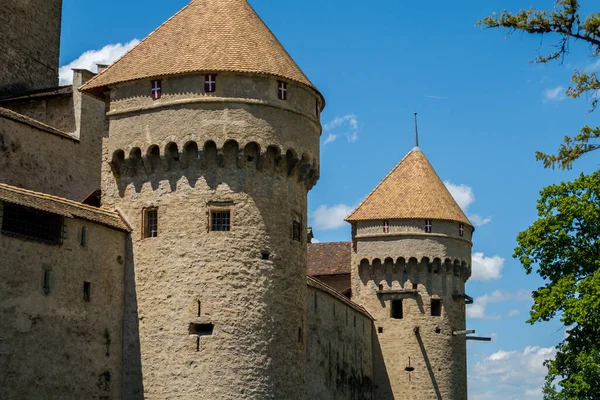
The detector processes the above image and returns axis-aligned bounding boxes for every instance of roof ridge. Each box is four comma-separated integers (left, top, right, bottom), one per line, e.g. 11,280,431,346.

345,149,415,221
80,0,196,91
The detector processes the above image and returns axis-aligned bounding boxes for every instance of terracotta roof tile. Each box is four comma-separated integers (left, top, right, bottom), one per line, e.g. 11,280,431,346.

307,242,351,276
0,107,77,141
0,184,130,232
80,0,321,101
307,276,374,320
346,148,472,226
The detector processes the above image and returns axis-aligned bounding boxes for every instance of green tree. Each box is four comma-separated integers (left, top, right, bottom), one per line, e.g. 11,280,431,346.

478,0,600,169
514,171,600,398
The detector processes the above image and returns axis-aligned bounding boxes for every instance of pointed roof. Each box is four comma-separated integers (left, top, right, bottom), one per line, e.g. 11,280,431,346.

80,0,321,101
346,148,472,226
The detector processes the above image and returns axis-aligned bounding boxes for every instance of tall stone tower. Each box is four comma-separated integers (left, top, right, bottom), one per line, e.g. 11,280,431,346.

80,0,323,398
0,0,62,96
347,145,473,400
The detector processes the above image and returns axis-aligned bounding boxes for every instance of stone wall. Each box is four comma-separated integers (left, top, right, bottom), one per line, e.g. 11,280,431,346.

306,278,374,400
0,71,106,201
312,274,351,295
0,0,62,96
351,219,471,400
0,206,126,399
104,73,321,399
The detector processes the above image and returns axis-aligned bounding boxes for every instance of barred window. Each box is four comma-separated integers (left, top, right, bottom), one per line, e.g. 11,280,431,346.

143,208,158,238
1,203,63,244
211,210,231,232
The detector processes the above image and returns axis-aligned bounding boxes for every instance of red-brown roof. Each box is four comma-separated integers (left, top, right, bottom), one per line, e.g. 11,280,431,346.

307,242,351,276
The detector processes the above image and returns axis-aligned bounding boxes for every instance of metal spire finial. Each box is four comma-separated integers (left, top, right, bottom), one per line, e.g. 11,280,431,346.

414,112,419,148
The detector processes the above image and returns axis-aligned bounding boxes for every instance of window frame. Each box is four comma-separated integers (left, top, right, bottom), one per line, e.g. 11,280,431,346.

292,214,303,242
142,207,159,239
204,74,217,93
210,207,232,232
459,223,465,237
425,219,432,233
151,79,162,100
383,220,390,233
278,81,288,100
0,202,63,245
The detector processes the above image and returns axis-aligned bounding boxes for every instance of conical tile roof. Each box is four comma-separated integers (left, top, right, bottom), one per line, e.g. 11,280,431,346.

80,0,320,100
346,148,472,226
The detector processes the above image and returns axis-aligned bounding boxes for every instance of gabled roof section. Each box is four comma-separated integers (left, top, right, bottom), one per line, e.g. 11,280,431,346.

80,0,321,101
308,242,351,276
346,148,472,226
0,184,130,232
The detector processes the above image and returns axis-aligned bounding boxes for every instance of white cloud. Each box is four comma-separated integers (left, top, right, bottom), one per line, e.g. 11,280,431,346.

469,214,493,227
59,39,140,85
507,309,520,317
467,290,531,320
310,204,354,230
471,252,505,281
311,238,321,243
444,181,492,226
470,345,556,400
543,86,566,102
323,114,359,144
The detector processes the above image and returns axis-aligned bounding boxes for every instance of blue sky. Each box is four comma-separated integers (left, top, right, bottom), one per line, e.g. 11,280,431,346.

61,1,599,398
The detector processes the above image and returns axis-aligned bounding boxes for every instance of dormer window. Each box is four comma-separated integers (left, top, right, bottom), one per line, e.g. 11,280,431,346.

278,81,287,100
459,223,464,237
151,80,162,100
425,220,432,233
204,74,216,93
383,220,389,233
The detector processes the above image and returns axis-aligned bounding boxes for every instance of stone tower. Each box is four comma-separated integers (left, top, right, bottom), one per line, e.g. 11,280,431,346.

0,0,62,96
80,0,323,398
347,146,473,400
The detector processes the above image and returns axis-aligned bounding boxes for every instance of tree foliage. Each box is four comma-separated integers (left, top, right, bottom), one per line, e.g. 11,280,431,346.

478,0,600,169
514,171,600,399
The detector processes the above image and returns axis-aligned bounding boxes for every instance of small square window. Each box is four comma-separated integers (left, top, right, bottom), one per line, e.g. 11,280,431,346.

204,74,216,92
293,219,302,242
425,219,432,233
459,223,465,237
143,208,158,238
211,210,231,232
151,80,161,100
431,299,442,317
278,81,288,100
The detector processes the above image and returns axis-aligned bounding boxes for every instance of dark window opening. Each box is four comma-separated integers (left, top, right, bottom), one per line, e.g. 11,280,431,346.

333,303,336,316
83,282,91,302
412,283,418,290
278,81,288,100
383,220,389,233
431,299,442,317
151,80,161,99
80,226,88,247
143,208,158,238
293,220,302,242
435,327,441,334
459,223,465,237
1,203,63,245
197,301,201,317
378,284,384,291
43,270,51,295
298,327,303,343
378,327,383,334
391,299,403,319
211,210,231,232
189,323,214,336
314,292,317,310
261,252,270,260
425,219,432,233
204,74,216,92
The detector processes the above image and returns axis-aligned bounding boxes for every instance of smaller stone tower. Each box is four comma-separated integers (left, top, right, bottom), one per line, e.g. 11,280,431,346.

347,145,473,400
0,0,63,96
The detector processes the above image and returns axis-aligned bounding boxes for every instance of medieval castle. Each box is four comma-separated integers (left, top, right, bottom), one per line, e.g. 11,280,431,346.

0,0,476,399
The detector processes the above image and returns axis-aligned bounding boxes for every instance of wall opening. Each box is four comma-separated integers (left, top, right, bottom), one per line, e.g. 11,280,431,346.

83,282,91,302
391,299,403,319
1,203,63,245
378,327,383,333
197,301,201,317
189,323,214,336
143,208,158,238
261,252,270,260
43,270,51,295
431,299,442,317
80,226,87,247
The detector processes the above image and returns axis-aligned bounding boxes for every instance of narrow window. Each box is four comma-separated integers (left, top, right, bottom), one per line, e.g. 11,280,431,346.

80,226,88,248
425,219,432,233
1,203,63,244
391,299,403,319
151,80,162,100
204,74,216,92
431,299,442,317
43,270,51,295
143,208,158,238
298,327,303,343
383,220,389,233
292,219,302,242
378,327,383,334
278,81,287,100
83,282,91,302
211,210,231,232
314,292,317,310
354,315,357,327
197,301,201,317
459,223,465,237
